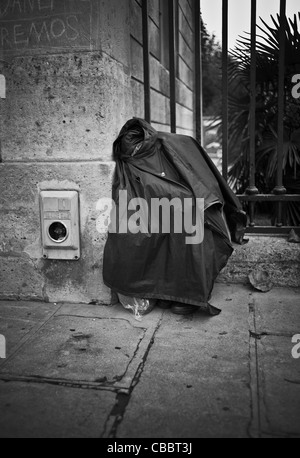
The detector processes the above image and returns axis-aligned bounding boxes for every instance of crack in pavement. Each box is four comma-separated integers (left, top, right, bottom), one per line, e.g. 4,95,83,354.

101,313,164,439
284,379,300,385
260,429,300,439
111,329,147,384
0,374,120,393
248,300,284,438
248,297,262,438
250,331,296,340
54,314,144,328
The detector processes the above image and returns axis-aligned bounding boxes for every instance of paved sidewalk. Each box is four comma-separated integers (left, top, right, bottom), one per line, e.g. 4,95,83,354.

0,284,299,438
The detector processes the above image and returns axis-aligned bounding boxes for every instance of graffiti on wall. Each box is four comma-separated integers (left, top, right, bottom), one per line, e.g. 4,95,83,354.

0,0,94,53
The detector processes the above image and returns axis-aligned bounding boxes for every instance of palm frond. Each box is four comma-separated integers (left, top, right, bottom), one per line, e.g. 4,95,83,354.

221,12,300,203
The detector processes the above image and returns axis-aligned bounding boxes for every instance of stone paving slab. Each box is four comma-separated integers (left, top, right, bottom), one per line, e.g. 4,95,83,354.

257,336,300,438
248,286,300,438
118,378,251,439
0,381,116,438
117,288,252,439
0,315,145,384
0,302,59,360
253,288,300,336
0,301,57,322
0,317,39,358
0,284,299,438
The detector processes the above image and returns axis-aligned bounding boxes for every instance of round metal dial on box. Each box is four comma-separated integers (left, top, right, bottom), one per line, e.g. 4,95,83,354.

40,190,80,261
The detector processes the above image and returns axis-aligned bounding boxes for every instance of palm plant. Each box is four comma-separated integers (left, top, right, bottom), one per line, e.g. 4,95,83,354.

225,13,300,225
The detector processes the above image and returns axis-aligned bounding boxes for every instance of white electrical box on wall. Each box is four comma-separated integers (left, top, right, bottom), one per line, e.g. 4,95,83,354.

40,191,80,261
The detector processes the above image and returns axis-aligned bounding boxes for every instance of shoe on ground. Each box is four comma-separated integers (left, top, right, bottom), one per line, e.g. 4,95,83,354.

171,303,222,316
171,304,198,315
157,300,173,310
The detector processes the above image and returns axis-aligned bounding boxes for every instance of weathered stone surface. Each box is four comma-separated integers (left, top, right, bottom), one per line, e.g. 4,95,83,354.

98,0,132,68
0,301,57,323
119,377,250,439
0,0,135,305
0,53,132,162
1,315,145,384
257,336,300,437
0,0,297,311
0,302,59,358
0,255,47,301
0,381,116,439
219,237,300,288
0,284,299,438
57,301,162,330
0,162,115,303
254,288,300,336
118,285,251,438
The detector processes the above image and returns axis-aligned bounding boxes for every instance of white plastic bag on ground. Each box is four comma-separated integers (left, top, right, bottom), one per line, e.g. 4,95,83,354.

118,294,157,321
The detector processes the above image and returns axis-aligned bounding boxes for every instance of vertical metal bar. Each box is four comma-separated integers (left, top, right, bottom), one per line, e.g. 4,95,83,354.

222,0,229,181
275,0,287,193
195,0,204,145
276,201,284,227
249,202,256,227
246,0,259,197
142,0,151,123
169,0,177,133
273,0,287,227
245,0,259,228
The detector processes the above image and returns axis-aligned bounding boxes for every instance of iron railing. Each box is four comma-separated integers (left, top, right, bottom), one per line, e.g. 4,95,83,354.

141,0,300,235
222,0,300,234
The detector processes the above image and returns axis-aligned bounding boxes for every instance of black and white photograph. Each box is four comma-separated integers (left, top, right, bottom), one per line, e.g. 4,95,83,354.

0,0,299,442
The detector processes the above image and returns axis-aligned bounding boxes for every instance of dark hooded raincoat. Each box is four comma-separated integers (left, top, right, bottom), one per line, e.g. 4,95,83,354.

103,119,247,308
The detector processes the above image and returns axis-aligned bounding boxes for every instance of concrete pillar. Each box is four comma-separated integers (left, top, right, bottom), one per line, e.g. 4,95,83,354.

0,0,133,303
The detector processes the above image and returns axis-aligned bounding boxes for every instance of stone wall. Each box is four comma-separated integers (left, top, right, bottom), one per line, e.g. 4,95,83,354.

2,2,296,305
130,0,196,135
218,236,300,288
0,0,133,303
0,0,201,304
